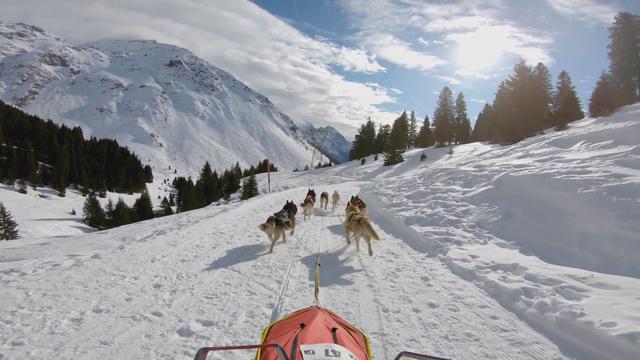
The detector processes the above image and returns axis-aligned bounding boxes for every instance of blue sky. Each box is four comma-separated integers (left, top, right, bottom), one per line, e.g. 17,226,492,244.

256,0,640,128
2,0,639,137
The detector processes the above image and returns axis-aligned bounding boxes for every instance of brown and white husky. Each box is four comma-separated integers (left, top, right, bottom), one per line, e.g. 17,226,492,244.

300,189,316,220
259,201,297,253
320,192,329,211
344,202,379,256
301,197,314,220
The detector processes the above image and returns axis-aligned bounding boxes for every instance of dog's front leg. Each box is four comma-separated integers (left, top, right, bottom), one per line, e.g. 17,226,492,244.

366,237,373,256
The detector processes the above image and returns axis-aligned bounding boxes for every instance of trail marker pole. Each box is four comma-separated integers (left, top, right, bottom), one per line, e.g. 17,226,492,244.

266,159,271,194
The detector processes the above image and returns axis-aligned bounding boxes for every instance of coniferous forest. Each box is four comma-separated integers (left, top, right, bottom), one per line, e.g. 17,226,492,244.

172,159,275,212
0,100,152,195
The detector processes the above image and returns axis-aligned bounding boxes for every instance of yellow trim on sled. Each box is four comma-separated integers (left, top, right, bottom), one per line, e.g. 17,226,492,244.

255,311,300,360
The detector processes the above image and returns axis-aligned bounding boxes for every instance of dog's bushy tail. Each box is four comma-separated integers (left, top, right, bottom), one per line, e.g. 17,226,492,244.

258,223,269,232
361,218,380,240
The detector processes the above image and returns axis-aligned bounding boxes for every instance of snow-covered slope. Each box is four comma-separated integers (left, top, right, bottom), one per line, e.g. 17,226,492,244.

1,102,639,359
0,22,319,177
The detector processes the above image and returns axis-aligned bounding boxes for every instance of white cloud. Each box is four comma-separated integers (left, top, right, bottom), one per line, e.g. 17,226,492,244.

417,37,430,46
470,98,487,104
0,0,394,133
340,0,554,78
360,33,446,72
424,15,493,32
436,75,462,85
545,0,618,24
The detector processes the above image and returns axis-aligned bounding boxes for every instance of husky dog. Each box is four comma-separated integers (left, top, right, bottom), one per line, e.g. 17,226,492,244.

300,189,316,221
320,192,329,211
274,200,297,235
301,197,314,220
259,201,298,253
331,191,340,210
346,195,367,216
306,189,316,204
259,216,291,253
344,203,379,256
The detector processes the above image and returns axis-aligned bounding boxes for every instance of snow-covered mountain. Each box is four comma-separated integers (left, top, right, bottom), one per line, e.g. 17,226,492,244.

301,124,352,163
0,22,321,177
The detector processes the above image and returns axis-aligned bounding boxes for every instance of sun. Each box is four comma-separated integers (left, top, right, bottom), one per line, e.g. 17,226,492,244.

452,27,510,73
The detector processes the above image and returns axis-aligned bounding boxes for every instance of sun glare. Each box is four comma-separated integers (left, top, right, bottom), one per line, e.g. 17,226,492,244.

453,27,511,73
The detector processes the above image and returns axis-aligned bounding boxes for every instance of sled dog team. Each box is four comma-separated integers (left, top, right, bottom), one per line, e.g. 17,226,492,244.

259,189,380,255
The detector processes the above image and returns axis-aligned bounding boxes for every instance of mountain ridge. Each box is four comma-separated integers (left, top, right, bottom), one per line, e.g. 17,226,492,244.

0,22,341,177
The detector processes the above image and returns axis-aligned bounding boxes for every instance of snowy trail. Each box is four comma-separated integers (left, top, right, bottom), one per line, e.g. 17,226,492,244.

292,184,565,360
0,180,567,360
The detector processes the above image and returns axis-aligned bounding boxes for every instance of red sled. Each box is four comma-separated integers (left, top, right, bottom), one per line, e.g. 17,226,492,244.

193,305,449,360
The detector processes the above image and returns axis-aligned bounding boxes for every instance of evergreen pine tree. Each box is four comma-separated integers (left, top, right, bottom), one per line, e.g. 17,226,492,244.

608,12,640,107
30,161,41,189
196,161,218,205
104,199,115,228
0,202,19,240
589,72,616,117
4,146,18,185
492,61,550,143
472,103,496,142
23,143,38,185
54,145,70,195
374,124,391,154
160,196,174,216
241,172,259,200
143,165,153,183
415,115,432,148
532,62,554,128
349,118,377,160
112,198,132,227
133,191,154,221
383,113,409,165
552,70,584,129
454,93,471,144
433,87,455,146
78,166,90,195
82,192,105,229
177,177,199,211
408,111,418,149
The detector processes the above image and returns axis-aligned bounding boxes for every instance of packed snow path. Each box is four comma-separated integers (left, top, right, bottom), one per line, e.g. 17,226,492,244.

1,181,566,360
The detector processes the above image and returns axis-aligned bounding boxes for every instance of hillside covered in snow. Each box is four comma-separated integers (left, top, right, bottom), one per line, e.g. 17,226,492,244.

1,103,639,359
0,22,326,178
